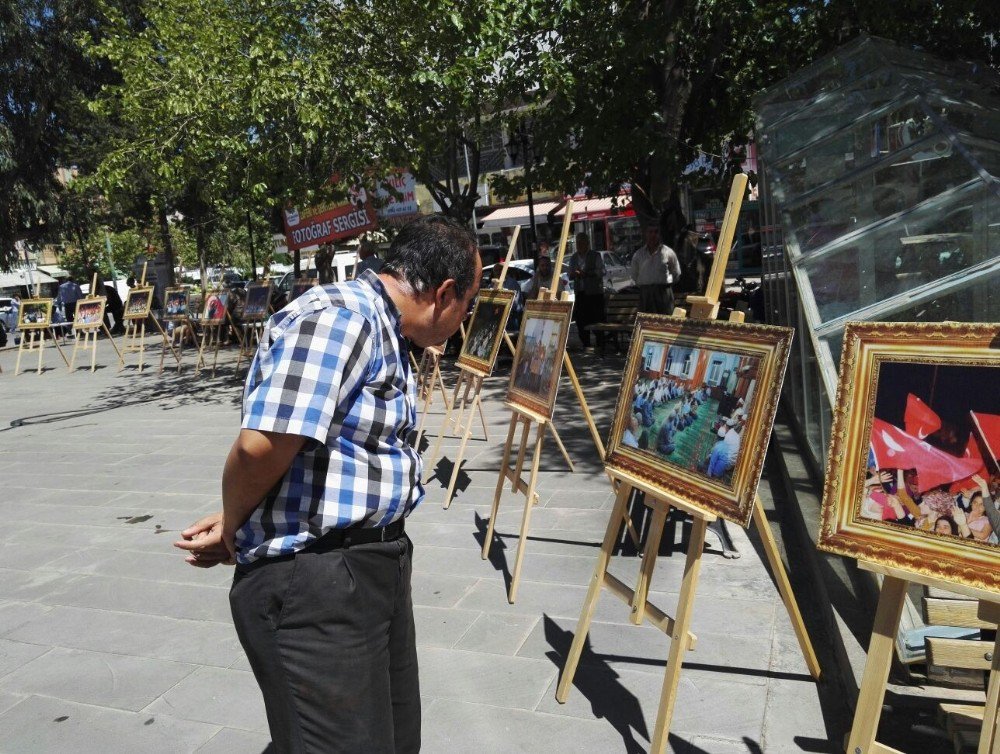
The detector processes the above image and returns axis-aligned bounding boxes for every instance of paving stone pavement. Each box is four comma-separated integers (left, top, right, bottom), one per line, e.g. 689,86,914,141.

0,339,836,752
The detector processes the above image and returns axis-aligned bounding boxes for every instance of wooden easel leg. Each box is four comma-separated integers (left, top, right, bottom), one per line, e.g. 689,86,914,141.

211,327,222,377
152,319,180,375
511,416,531,494
195,327,208,374
547,420,576,472
443,392,481,509
631,502,668,625
650,515,710,754
556,482,632,702
102,324,122,362
36,329,45,374
89,331,98,372
845,575,908,754
15,331,28,375
69,332,81,372
979,628,1000,754
434,357,451,410
562,351,606,460
751,496,821,679
482,414,519,561
477,397,490,442
508,421,546,604
137,323,146,373
423,371,465,484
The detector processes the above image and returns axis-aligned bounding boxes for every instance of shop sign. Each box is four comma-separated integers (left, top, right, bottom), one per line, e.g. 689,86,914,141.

375,170,420,220
283,195,378,251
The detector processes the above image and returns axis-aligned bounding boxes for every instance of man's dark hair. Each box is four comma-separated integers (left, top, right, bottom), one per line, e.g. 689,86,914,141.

382,215,478,296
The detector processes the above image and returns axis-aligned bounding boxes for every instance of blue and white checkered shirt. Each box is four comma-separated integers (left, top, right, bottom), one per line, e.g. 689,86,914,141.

235,269,422,564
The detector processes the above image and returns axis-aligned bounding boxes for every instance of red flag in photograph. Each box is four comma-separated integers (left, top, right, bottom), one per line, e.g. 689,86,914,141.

971,411,1000,463
949,434,988,494
904,393,941,440
870,418,982,493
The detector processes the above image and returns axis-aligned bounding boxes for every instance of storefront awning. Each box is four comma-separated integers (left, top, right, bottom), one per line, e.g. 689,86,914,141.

0,268,58,289
555,196,634,221
478,201,563,229
37,264,70,278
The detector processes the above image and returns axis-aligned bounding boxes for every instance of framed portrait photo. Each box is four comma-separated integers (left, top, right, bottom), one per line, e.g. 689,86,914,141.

202,290,229,324
818,322,1000,593
507,299,574,420
604,315,793,527
163,288,190,321
123,287,154,320
457,288,516,377
72,297,106,330
243,281,272,321
18,299,53,330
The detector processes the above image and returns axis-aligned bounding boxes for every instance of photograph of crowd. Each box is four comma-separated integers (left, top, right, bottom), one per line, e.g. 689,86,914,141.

164,288,190,320
202,291,229,323
507,300,573,418
124,287,153,319
73,298,105,328
457,289,515,376
857,362,1000,547
619,340,761,487
19,299,53,329
243,282,272,320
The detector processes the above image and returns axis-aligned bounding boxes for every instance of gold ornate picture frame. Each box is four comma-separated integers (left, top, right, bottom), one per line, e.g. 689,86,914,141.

457,288,515,377
605,315,793,527
18,298,53,330
507,299,573,420
243,281,272,321
72,297,106,330
123,287,154,320
164,287,190,321
818,322,1000,593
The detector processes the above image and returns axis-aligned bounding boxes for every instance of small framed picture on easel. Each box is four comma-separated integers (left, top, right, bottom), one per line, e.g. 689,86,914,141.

202,290,229,324
507,299,573,420
604,314,793,527
124,287,154,320
457,288,516,377
243,281,272,321
818,321,1000,593
18,299,54,329
163,288,190,321
72,297,106,330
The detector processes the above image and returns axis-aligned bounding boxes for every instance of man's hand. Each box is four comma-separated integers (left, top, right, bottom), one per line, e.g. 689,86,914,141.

174,512,235,568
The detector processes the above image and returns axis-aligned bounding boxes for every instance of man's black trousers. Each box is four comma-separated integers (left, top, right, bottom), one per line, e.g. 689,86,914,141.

230,532,420,753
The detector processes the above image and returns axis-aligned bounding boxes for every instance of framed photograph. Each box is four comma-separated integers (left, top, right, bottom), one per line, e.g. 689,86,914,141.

507,299,573,420
163,288,190,321
604,315,793,527
457,289,516,376
73,297,106,330
202,290,230,324
818,322,1000,593
243,281,272,321
290,278,314,301
124,287,154,320
18,299,53,330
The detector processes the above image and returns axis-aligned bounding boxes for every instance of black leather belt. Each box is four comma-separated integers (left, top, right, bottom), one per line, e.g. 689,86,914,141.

309,518,406,552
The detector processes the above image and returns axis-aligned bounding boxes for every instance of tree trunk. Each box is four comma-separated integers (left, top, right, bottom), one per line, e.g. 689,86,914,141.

157,202,176,287
196,222,208,297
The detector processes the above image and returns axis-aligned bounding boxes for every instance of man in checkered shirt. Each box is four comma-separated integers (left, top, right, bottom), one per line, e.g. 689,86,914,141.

175,216,481,753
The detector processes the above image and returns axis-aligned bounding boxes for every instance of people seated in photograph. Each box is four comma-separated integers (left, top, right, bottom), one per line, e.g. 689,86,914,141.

705,417,743,479
622,413,642,448
656,411,676,455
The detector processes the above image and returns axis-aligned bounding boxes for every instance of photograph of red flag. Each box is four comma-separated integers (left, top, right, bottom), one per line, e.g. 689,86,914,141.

903,393,941,440
818,321,1000,593
859,360,1000,543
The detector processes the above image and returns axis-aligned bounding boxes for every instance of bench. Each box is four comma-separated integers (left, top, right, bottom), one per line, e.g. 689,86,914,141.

590,291,640,355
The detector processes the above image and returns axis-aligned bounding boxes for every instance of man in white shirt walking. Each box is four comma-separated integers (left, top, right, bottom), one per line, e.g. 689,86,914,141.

629,224,682,315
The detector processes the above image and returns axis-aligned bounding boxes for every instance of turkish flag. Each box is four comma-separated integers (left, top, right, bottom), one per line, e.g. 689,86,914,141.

971,412,1000,465
904,393,941,440
949,434,988,494
870,418,983,494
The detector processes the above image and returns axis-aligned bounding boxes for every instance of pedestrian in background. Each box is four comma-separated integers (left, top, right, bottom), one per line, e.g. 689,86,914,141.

56,275,84,328
567,232,605,348
630,224,682,314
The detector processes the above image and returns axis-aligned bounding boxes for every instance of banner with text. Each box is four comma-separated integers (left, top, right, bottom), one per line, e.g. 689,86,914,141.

283,198,379,251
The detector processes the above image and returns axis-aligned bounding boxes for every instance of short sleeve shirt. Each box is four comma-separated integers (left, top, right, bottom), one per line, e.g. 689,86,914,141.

235,269,422,564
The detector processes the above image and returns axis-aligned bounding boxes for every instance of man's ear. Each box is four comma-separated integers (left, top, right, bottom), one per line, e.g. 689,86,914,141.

434,278,458,308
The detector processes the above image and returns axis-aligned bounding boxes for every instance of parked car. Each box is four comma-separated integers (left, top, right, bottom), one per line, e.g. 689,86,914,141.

272,269,319,311
596,250,634,292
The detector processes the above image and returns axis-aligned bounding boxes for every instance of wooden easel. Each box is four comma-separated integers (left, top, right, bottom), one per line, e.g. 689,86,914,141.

14,277,68,375
846,562,1000,754
413,343,452,444
195,298,243,377
554,175,820,753
69,273,123,372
